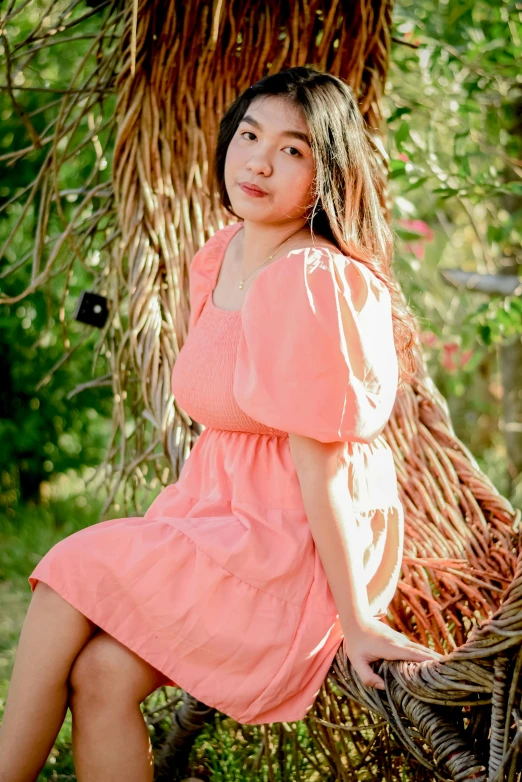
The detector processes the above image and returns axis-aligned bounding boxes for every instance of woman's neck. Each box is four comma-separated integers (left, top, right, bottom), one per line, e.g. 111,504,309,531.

239,218,311,277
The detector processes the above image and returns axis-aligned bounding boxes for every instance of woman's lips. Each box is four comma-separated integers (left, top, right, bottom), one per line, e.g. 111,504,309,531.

239,182,268,198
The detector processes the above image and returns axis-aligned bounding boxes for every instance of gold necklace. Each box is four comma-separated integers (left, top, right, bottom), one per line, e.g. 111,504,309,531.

238,227,305,290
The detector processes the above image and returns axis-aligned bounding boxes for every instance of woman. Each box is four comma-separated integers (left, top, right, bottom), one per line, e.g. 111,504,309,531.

0,66,441,781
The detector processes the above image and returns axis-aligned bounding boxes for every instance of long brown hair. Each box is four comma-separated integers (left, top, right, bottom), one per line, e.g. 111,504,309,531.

212,66,418,386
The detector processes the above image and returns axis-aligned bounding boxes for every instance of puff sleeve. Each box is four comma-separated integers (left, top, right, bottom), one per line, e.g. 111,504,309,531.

187,245,212,334
187,224,244,333
233,246,399,443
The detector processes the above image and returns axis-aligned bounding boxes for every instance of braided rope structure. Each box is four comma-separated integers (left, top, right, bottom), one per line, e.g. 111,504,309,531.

1,0,520,778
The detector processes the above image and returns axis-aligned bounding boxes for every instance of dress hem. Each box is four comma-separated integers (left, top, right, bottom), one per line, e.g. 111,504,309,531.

27,573,324,726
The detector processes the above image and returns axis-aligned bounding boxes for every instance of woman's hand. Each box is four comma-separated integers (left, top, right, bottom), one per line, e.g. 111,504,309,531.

342,617,444,690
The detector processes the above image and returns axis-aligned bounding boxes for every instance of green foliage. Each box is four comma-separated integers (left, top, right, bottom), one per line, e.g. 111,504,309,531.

0,496,101,582
0,282,114,508
388,0,522,307
386,0,522,500
0,0,116,511
469,297,522,346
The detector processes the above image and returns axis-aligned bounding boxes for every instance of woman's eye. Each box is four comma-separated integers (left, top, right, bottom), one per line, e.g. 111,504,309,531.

239,131,303,158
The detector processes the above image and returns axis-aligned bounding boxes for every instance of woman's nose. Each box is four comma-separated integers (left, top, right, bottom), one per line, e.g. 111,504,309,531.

246,154,272,176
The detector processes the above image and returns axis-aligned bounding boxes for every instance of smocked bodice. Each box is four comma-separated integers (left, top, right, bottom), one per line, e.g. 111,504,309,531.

171,294,288,437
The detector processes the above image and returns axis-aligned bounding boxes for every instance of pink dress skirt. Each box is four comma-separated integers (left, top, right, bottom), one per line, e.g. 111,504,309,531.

29,222,404,725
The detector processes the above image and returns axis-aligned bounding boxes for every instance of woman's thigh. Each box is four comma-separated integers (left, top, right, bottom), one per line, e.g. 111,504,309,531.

68,631,172,706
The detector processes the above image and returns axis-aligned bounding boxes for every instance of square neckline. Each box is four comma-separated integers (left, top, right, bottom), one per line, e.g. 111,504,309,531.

209,223,245,315
208,223,331,316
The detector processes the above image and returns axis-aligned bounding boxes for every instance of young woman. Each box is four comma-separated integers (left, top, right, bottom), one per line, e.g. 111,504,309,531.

0,66,442,781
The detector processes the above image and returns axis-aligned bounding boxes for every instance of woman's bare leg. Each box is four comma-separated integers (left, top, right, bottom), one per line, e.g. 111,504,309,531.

68,632,166,781
0,581,97,782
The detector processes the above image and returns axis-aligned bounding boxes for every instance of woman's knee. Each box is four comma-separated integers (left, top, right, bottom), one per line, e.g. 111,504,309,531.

69,632,164,708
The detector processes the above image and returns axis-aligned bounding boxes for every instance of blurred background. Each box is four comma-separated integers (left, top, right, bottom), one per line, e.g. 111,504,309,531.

1,0,521,777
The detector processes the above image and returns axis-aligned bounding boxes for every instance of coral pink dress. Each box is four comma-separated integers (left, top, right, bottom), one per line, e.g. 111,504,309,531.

29,222,404,725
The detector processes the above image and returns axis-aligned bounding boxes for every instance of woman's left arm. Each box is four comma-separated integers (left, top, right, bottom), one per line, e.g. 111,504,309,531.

288,432,442,689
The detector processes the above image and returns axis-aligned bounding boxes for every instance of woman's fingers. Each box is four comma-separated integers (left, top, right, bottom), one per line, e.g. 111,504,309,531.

407,645,444,661
396,639,444,661
351,647,442,691
352,658,386,690
393,647,438,662
342,620,446,690
373,640,438,663
380,629,444,660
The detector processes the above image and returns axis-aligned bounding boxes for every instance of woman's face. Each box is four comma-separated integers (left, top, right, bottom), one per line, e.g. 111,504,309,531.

224,95,316,225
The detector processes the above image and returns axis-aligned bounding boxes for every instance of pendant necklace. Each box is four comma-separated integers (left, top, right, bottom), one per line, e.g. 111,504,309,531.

238,227,304,290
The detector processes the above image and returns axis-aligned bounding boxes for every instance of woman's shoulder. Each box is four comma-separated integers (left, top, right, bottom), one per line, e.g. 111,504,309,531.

248,239,389,308
190,223,241,276
187,224,241,331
